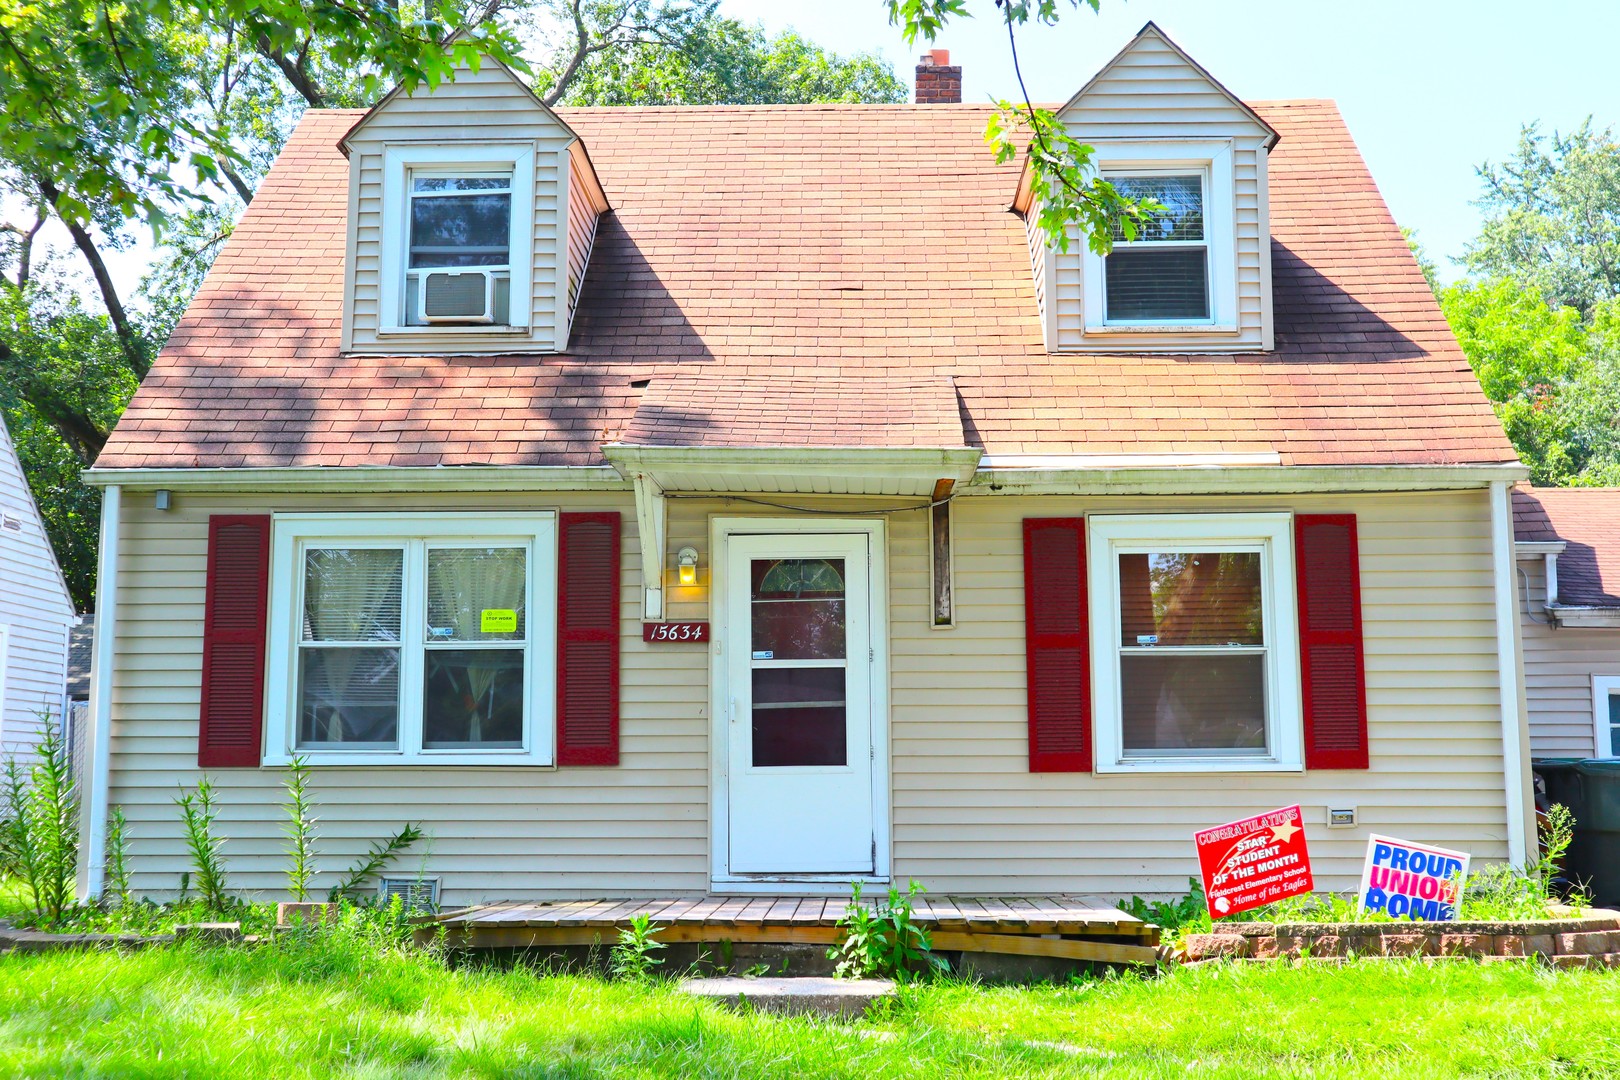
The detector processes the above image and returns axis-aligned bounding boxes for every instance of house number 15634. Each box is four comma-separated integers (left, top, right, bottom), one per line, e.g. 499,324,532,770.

642,621,709,643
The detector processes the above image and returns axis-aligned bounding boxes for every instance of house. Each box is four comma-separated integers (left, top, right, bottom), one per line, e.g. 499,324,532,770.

0,414,75,758
1514,487,1620,759
73,24,1535,907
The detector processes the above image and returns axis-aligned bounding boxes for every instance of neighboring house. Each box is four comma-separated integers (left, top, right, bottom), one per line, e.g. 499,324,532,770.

0,414,75,757
74,24,1535,905
1514,487,1620,758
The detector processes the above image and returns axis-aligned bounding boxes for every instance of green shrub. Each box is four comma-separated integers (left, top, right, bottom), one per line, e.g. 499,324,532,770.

829,879,946,981
1119,877,1212,936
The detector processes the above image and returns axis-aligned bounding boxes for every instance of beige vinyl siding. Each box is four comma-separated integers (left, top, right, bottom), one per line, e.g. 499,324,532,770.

1023,202,1049,346
343,62,573,354
107,490,710,904
1518,556,1619,757
887,489,1509,894
1047,29,1272,353
564,154,600,337
105,487,1509,902
1062,32,1261,136
0,419,74,755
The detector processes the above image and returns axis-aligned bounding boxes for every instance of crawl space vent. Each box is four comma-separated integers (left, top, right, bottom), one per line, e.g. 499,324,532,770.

378,876,440,913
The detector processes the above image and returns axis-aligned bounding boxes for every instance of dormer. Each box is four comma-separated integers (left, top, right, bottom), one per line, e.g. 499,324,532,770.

1016,23,1279,353
338,57,609,354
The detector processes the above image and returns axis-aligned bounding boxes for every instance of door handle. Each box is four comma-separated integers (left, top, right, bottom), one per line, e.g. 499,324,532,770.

730,696,739,724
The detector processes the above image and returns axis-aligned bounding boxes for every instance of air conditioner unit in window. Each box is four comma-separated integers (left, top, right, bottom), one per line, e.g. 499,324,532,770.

419,268,497,324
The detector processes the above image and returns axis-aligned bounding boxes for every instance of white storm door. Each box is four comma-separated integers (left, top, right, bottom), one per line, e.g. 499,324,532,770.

724,533,874,876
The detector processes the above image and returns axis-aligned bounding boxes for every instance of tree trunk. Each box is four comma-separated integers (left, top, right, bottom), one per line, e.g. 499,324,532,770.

35,178,149,379
0,340,108,464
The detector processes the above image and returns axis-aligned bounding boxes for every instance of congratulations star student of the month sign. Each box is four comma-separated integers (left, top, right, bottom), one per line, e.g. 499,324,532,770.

1194,805,1315,920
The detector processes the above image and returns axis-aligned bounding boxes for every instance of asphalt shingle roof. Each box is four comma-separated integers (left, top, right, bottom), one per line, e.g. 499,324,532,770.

1514,487,1620,607
94,99,1517,470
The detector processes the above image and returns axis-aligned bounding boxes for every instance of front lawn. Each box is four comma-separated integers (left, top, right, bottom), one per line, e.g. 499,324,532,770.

0,941,1615,1078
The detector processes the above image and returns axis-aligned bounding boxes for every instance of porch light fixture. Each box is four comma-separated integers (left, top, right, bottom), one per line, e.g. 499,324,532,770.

154,489,172,511
676,546,699,586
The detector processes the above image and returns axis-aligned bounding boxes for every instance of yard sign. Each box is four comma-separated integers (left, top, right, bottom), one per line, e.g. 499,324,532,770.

1194,804,1314,920
1356,835,1470,921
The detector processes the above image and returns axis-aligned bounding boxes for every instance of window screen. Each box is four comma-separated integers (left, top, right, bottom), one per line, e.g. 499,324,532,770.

1116,550,1266,755
1104,173,1210,323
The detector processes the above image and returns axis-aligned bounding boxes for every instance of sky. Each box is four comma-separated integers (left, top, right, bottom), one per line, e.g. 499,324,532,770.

75,0,1620,300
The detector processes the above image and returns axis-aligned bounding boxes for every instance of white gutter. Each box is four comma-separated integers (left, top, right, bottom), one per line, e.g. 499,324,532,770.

1489,480,1533,867
79,465,630,492
1545,607,1620,629
76,484,120,900
969,462,1527,495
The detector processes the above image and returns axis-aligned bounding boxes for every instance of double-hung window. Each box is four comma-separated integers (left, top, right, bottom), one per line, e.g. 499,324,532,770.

404,174,513,325
1104,173,1209,323
379,144,535,333
1075,141,1237,335
265,513,557,766
1088,514,1301,773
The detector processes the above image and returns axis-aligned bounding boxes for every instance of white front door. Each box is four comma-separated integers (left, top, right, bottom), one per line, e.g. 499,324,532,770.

722,532,876,876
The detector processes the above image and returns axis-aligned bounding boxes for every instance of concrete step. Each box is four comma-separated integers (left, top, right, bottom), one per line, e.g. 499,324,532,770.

678,976,896,1019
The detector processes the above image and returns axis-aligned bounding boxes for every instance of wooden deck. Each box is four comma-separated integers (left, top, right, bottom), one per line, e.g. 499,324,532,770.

423,895,1160,966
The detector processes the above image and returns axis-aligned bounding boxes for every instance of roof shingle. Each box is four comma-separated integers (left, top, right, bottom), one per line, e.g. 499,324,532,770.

95,99,1517,471
1514,487,1620,608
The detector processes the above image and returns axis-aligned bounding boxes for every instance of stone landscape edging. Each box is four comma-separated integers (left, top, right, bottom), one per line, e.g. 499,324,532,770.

1179,907,1620,967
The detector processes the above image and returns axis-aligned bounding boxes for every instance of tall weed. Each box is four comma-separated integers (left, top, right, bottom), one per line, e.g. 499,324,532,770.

610,912,667,981
282,757,318,901
330,823,424,901
103,806,132,909
175,777,230,914
1,714,80,925
829,880,946,981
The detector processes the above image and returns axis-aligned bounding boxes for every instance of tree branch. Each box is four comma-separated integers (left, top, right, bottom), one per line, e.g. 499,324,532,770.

540,0,594,106
256,34,328,107
36,177,149,379
221,164,255,205
2,211,47,290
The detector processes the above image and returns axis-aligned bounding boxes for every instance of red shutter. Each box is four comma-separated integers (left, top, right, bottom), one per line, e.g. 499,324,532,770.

198,515,270,767
1296,514,1369,769
1024,517,1091,772
557,511,621,765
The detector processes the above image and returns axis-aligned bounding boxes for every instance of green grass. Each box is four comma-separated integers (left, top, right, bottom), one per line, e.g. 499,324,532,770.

0,940,1616,1078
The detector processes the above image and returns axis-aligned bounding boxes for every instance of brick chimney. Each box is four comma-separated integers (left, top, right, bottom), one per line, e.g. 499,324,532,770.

914,49,962,104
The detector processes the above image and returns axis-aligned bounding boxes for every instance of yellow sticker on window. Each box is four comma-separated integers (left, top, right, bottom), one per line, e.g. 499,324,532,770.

480,609,518,634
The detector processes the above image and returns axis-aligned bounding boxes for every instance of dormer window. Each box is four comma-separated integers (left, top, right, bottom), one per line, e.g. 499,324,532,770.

377,144,536,334
1104,173,1209,323
405,174,513,325
1075,141,1238,338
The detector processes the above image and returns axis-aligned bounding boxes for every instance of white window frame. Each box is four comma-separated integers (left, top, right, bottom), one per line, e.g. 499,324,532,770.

379,144,536,334
1081,140,1238,334
1593,675,1620,759
263,512,557,767
1087,513,1301,774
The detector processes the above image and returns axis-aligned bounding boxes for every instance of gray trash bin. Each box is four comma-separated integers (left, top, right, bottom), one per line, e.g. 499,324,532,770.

1535,758,1620,906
